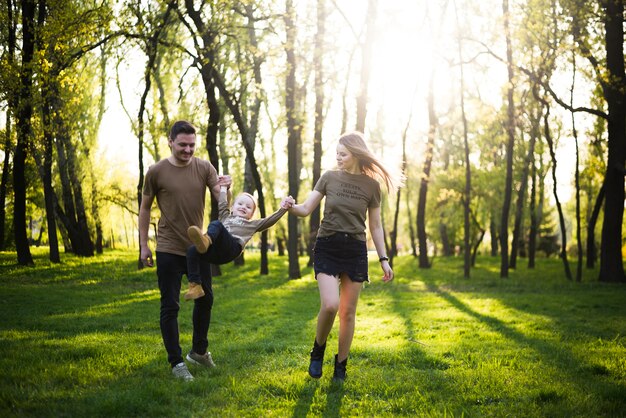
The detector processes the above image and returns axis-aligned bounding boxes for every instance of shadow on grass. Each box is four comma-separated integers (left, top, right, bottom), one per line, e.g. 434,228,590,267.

424,282,626,413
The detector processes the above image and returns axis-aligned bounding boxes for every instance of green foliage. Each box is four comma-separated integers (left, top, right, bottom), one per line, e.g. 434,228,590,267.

1,249,624,417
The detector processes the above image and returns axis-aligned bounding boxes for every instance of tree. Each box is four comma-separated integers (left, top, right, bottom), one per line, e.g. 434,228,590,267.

355,0,377,132
307,0,326,267
285,0,301,279
499,0,516,278
454,0,471,278
13,0,37,266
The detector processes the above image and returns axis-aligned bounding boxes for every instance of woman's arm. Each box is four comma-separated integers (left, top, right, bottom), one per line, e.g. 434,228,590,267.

368,206,394,282
289,190,324,217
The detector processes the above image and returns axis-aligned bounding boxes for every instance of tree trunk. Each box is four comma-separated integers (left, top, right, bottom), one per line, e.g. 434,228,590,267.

406,187,417,258
307,0,325,267
390,110,411,266
456,3,471,278
510,131,536,269
13,0,37,266
57,133,94,256
417,76,436,268
597,0,625,282
490,215,498,256
439,222,452,256
569,53,582,281
586,182,604,269
285,0,301,279
0,114,12,251
355,0,377,132
38,96,61,263
499,0,516,278
528,148,537,269
541,103,572,280
135,11,162,268
0,0,16,251
244,4,269,274
202,68,223,277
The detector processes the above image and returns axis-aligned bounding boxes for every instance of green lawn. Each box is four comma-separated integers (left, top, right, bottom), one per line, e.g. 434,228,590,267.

1,249,625,417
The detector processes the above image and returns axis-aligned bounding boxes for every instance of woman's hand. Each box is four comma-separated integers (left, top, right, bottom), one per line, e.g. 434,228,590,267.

381,260,394,282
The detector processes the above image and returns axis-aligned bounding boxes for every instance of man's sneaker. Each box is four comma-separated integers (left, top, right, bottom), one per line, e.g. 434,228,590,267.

187,226,212,253
186,351,216,368
172,362,194,381
184,282,205,301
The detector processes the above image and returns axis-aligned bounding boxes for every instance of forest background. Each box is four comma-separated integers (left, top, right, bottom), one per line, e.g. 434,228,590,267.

0,0,624,283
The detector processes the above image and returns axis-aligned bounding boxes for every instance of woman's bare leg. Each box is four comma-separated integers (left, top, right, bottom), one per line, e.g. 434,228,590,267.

337,274,363,361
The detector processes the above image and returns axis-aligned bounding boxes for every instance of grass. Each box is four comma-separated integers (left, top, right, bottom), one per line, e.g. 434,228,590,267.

0,248,625,417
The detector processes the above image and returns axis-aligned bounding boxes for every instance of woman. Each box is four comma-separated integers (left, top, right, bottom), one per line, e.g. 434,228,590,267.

288,131,398,382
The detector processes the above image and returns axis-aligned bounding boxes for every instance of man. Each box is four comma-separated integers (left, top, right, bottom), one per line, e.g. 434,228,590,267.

138,120,231,381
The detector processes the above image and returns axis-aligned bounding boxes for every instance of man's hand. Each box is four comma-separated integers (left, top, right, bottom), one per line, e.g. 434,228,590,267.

141,246,154,267
218,175,232,188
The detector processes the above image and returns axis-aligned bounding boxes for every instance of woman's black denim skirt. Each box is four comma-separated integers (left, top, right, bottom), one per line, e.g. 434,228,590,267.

313,232,369,283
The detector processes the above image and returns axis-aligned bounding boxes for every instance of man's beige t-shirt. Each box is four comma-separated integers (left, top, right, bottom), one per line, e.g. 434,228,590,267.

314,170,381,241
143,157,219,256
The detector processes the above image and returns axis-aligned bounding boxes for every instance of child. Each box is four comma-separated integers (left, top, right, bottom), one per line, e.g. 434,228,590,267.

184,185,294,300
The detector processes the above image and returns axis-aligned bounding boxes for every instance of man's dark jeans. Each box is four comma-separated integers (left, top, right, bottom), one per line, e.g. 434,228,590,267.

156,251,213,366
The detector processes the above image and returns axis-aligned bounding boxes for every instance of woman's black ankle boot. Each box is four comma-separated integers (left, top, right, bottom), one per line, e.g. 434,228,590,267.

308,339,326,378
333,354,347,382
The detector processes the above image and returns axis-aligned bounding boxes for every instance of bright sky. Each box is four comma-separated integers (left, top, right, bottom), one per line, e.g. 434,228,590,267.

95,0,582,201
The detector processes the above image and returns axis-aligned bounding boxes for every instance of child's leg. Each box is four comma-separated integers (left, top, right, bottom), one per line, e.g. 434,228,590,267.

188,226,211,253
204,222,244,265
184,245,207,301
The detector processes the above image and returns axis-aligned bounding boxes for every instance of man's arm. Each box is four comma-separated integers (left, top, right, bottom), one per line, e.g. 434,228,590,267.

138,194,155,267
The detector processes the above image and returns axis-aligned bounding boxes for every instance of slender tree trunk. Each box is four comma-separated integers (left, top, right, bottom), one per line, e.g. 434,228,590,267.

0,114,12,251
455,3,471,278
244,4,269,274
499,0,516,278
406,187,417,258
417,76,436,268
570,52,582,281
135,4,173,267
58,132,94,256
285,0,301,279
586,182,604,269
542,103,572,280
202,68,223,277
390,111,411,266
469,206,486,267
89,48,109,255
38,97,60,262
356,0,377,132
510,131,536,268
439,222,452,256
136,18,157,267
308,0,326,267
528,147,537,268
490,215,498,256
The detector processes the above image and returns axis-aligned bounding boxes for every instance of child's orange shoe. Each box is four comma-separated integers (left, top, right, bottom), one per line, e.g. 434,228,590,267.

187,226,212,253
184,282,205,301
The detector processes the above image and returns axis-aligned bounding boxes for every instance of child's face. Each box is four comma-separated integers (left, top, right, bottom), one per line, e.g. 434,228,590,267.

232,195,256,219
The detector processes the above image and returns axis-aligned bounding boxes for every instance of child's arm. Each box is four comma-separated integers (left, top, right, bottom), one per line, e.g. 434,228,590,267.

217,186,230,221
252,197,292,232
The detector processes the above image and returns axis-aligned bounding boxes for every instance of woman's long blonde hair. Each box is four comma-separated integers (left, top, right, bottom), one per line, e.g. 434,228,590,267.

339,131,401,192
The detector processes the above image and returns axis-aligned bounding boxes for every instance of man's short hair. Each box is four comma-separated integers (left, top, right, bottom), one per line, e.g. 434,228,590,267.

169,120,196,140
